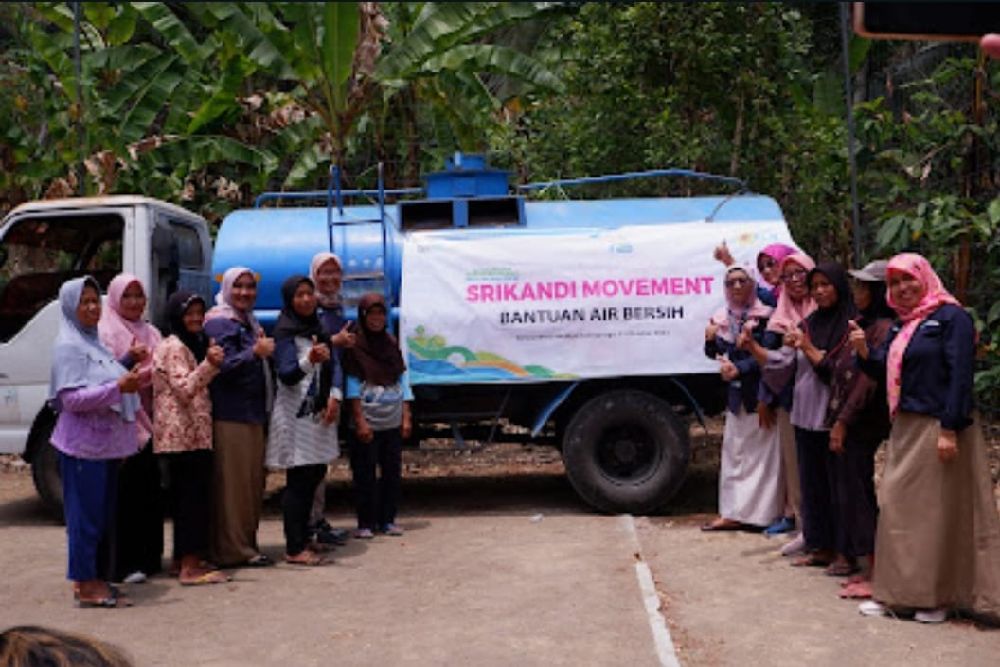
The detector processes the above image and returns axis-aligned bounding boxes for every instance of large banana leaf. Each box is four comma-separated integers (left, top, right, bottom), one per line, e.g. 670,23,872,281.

420,44,563,94
131,2,213,64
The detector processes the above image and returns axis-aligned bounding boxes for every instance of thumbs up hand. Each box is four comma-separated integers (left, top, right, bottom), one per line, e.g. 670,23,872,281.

128,337,150,364
253,330,275,358
847,319,868,359
713,240,735,267
206,337,224,367
331,322,356,348
308,335,330,364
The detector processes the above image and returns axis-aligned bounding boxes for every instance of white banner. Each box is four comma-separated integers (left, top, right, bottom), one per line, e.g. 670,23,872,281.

400,220,795,385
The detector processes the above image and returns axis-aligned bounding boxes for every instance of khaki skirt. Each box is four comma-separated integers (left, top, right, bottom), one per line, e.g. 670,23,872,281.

872,412,1000,619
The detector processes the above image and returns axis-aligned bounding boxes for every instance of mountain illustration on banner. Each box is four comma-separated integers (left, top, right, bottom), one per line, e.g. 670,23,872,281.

406,326,577,381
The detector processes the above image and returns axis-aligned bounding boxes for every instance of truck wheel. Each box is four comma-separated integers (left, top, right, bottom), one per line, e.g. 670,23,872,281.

562,389,689,514
29,423,64,521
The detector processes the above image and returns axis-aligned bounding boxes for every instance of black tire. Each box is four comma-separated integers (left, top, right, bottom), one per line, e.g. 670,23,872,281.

562,389,689,514
29,421,63,521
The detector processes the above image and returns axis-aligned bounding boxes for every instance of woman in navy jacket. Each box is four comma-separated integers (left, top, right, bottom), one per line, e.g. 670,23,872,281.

852,253,1000,624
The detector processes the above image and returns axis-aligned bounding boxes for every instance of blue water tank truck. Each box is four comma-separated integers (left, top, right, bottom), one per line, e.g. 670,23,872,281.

212,154,796,513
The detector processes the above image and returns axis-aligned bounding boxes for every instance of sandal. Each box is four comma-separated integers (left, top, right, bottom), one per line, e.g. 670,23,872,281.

77,585,132,609
825,561,859,577
285,550,326,567
180,569,231,586
839,580,873,599
700,518,743,532
791,553,833,568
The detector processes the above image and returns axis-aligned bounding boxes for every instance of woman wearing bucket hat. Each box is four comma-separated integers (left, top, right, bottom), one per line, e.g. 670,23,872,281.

822,260,894,598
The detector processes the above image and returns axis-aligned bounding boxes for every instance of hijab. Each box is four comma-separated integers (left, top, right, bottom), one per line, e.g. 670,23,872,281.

166,290,208,363
273,275,332,416
97,273,162,375
757,243,798,293
709,264,773,344
342,292,406,387
885,253,962,418
272,276,326,342
767,253,818,333
803,262,857,352
205,266,262,333
48,276,139,422
309,252,343,310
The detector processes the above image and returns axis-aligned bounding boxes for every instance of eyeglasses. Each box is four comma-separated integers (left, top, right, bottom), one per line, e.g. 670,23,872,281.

724,277,749,288
781,269,808,283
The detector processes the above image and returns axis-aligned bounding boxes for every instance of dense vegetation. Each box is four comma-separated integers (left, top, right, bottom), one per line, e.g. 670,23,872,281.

0,2,997,406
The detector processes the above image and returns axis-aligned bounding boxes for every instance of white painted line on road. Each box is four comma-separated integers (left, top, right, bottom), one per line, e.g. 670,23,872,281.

620,515,681,667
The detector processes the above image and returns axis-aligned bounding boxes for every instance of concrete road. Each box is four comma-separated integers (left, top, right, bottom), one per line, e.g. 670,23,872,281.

1,460,998,666
0,470,667,666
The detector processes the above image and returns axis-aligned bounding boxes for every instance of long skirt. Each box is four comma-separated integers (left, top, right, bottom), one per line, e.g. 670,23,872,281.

872,412,1000,619
210,421,265,566
776,408,801,522
828,429,881,558
796,427,835,552
719,406,784,526
98,439,164,581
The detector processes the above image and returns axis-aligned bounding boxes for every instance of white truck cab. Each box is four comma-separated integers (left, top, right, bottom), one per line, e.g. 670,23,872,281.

0,196,211,513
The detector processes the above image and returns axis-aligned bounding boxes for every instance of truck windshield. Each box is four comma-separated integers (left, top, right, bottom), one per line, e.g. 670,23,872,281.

0,213,123,342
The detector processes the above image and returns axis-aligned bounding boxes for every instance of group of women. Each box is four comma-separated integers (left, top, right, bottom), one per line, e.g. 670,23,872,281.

49,252,411,608
704,245,1000,624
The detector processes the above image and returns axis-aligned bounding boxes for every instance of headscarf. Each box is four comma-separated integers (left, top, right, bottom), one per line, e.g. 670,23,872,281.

757,243,798,292
166,290,209,363
97,273,162,377
48,276,139,422
709,264,773,344
342,292,406,387
309,252,343,310
273,275,332,416
205,266,262,333
803,262,856,352
766,253,818,333
885,253,962,418
272,276,326,342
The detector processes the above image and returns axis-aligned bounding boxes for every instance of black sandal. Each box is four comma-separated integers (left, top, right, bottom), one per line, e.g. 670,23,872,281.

245,553,274,567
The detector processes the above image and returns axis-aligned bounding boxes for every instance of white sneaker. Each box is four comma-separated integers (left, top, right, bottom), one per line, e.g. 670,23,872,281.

914,608,947,624
858,600,887,617
123,571,147,584
780,533,806,557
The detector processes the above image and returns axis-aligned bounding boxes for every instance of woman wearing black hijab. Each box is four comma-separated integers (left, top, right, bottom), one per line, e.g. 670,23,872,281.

266,276,342,566
152,290,228,585
826,261,895,599
784,262,857,574
343,292,412,539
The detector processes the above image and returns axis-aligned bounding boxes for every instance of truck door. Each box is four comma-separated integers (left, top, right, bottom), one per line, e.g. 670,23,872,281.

149,212,212,330
0,207,129,451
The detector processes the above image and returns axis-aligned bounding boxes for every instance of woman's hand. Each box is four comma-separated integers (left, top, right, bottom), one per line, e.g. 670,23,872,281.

829,421,846,454
253,330,275,359
757,401,776,430
117,366,142,393
128,338,150,364
308,336,330,364
719,358,739,382
847,320,868,360
323,398,340,425
356,418,374,444
937,428,958,463
713,241,735,267
705,321,720,341
783,329,803,349
206,338,224,367
331,323,356,348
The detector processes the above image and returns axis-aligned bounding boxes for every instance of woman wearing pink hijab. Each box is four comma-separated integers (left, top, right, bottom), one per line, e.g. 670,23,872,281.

853,253,1000,624
97,273,164,583
745,253,817,550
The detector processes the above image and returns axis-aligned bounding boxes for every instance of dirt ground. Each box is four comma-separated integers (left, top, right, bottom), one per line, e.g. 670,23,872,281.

1,419,999,666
